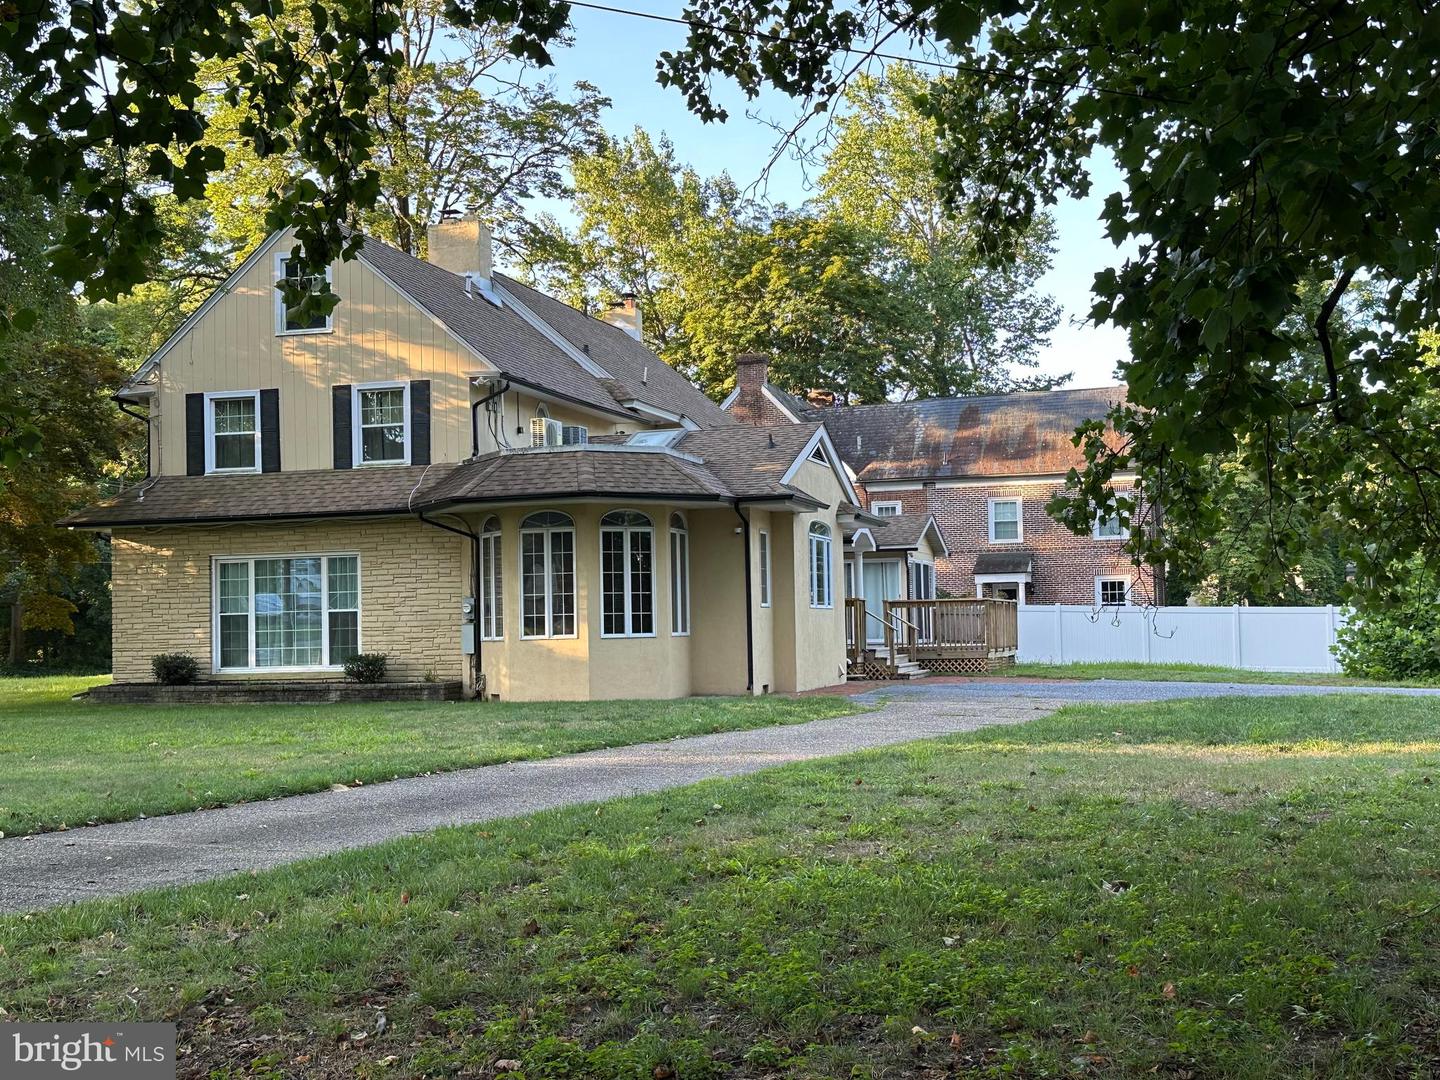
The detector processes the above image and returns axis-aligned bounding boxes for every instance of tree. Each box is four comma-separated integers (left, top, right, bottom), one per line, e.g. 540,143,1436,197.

525,129,749,361
655,0,1440,604
818,66,1064,398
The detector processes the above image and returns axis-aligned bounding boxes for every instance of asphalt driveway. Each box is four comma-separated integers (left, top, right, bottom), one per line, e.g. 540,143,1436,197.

3,678,1436,913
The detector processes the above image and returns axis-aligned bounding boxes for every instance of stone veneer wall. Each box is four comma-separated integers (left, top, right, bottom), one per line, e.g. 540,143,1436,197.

111,517,466,683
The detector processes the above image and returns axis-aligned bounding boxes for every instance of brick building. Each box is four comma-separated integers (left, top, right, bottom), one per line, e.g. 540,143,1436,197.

723,355,1160,606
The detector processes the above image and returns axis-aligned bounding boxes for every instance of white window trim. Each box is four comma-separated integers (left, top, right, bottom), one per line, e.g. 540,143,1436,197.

870,501,902,517
669,517,690,637
479,523,503,641
758,529,771,608
203,390,262,475
1093,507,1131,540
600,511,657,639
351,381,411,467
809,523,835,609
519,517,577,640
1096,576,1132,607
210,552,361,673
988,497,1023,544
273,252,334,336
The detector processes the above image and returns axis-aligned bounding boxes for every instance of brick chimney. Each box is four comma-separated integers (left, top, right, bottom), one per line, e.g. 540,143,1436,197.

600,293,643,341
729,352,771,425
428,214,494,295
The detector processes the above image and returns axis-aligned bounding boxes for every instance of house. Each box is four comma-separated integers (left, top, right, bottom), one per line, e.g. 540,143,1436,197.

63,219,866,700
723,354,1160,608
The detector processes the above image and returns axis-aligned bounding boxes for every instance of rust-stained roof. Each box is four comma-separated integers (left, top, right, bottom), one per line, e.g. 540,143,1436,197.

810,386,1127,481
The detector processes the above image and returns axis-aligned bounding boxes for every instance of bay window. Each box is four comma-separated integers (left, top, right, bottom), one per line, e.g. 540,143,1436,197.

520,511,576,638
480,516,503,640
213,554,360,671
601,510,654,637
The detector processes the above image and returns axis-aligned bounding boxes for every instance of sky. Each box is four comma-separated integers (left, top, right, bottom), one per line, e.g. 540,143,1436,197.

532,1,1132,389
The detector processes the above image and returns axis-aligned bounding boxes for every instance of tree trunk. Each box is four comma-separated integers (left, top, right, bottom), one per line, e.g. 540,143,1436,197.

7,597,22,666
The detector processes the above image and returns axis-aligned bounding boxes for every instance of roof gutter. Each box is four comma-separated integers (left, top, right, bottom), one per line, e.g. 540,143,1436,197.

113,396,151,479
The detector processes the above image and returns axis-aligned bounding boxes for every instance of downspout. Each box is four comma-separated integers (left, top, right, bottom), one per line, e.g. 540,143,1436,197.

417,510,483,698
114,397,151,478
470,380,510,457
732,500,755,693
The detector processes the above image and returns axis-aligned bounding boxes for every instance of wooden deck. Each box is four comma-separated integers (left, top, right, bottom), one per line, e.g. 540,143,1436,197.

846,597,1019,678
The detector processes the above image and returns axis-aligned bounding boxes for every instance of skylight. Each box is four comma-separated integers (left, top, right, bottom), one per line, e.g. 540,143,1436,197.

627,429,686,447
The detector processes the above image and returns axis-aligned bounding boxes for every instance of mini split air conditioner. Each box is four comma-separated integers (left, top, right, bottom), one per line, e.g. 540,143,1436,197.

530,416,563,447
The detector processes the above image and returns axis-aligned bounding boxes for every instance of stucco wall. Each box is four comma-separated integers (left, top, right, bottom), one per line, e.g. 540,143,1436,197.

767,458,848,692
111,518,466,682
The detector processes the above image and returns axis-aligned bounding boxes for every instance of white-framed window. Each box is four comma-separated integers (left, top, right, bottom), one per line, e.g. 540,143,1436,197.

669,513,690,636
758,529,771,607
601,510,655,637
352,381,410,466
627,429,685,447
988,498,1022,543
809,521,834,608
274,252,333,335
871,501,902,517
1093,508,1130,540
204,390,261,474
520,511,576,639
1096,576,1131,606
213,553,359,672
479,516,503,640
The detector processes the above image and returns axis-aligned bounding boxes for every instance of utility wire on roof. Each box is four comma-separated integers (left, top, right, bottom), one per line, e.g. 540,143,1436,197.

566,0,1181,104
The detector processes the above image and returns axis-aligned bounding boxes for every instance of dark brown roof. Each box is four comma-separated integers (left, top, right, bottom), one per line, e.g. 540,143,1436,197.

808,386,1127,481
872,513,947,553
64,425,841,527
974,550,1035,575
356,236,731,428
59,466,455,528
419,448,732,507
676,423,830,500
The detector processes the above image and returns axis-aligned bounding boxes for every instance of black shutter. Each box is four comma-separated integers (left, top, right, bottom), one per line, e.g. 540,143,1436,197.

259,388,281,473
332,384,352,469
410,379,431,465
185,393,205,476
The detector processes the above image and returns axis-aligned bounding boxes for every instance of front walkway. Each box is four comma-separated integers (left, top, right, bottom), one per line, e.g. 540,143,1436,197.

4,679,1436,913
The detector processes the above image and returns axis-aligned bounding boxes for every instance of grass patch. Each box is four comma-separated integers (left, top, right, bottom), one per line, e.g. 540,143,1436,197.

0,675,859,837
5,695,1440,1077
1001,660,1432,687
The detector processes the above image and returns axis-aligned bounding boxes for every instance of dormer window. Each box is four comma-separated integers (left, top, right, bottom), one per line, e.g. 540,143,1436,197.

352,382,410,466
274,253,333,335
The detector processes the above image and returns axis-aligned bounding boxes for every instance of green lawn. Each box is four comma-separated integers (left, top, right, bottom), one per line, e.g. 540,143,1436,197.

0,675,859,837
6,694,1440,1077
1000,660,1432,686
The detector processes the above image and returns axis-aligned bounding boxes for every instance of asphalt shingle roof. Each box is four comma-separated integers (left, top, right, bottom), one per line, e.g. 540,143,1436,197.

418,448,732,507
794,386,1127,481
871,513,944,552
676,423,827,500
356,237,731,427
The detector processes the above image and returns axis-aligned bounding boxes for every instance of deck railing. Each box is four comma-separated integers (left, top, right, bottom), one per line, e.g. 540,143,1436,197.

881,598,1019,661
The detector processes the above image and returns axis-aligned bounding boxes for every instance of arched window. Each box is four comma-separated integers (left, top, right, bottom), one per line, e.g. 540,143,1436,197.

601,510,654,637
669,513,690,636
519,511,575,638
479,516,502,640
809,521,834,609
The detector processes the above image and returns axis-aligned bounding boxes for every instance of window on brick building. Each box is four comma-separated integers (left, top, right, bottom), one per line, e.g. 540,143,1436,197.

871,501,901,517
989,498,1022,543
1093,510,1129,540
1096,577,1130,607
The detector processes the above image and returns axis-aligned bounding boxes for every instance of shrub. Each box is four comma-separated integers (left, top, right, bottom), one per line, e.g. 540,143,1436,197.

1335,566,1440,681
151,653,200,685
343,652,389,683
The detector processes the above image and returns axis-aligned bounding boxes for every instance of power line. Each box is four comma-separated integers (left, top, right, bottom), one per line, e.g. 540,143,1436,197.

565,0,1176,104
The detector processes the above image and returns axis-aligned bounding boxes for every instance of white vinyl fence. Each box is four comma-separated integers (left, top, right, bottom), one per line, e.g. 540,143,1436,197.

1016,604,1350,673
